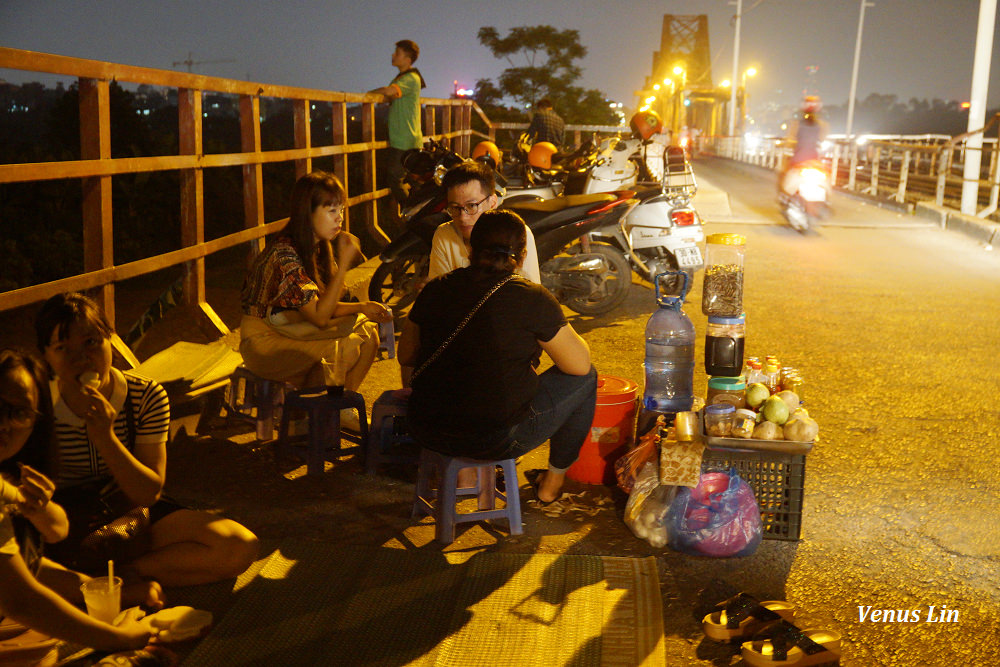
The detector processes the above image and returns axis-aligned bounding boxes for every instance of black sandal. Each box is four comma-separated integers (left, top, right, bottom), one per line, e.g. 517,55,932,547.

524,469,563,506
742,619,842,666
702,592,796,641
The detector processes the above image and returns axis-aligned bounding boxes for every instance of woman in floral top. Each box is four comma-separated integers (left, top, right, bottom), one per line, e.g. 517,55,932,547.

240,171,392,389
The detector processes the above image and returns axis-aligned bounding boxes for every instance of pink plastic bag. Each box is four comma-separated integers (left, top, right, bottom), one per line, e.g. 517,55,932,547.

667,469,762,557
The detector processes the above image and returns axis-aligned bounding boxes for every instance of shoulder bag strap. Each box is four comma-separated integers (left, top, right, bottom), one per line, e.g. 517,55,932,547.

410,274,516,382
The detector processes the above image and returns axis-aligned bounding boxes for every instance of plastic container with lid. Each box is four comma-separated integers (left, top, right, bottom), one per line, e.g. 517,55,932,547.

704,403,736,437
702,233,746,316
706,376,747,409
705,313,746,377
567,375,639,485
643,271,695,414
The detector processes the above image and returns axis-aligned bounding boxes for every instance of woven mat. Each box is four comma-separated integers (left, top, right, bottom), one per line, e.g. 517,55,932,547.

181,542,664,667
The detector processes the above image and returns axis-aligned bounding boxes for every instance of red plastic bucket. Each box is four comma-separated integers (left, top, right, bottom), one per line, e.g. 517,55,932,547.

567,375,639,485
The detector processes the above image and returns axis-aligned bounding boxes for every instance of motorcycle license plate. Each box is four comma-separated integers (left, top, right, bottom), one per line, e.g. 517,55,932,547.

675,245,702,268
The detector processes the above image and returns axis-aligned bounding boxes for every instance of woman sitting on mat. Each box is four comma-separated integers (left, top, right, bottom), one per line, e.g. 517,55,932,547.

239,170,392,392
36,292,259,586
0,347,153,656
398,210,597,503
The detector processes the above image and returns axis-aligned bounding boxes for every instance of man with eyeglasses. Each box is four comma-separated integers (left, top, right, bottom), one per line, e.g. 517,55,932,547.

428,161,540,283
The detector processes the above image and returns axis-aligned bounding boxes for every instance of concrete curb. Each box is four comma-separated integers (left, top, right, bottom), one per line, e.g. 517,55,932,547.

914,201,1000,245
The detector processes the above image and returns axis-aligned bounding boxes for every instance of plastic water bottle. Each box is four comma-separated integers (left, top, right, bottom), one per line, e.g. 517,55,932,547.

643,271,695,413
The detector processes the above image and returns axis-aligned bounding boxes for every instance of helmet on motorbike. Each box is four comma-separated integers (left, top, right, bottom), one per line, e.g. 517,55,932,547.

630,110,664,140
528,142,558,170
802,95,822,115
472,141,502,166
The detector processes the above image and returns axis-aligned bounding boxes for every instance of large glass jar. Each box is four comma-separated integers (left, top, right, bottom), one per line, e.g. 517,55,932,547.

702,233,746,316
705,313,746,377
706,376,746,409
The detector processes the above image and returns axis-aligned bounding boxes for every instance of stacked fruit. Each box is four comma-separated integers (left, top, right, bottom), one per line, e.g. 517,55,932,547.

743,382,819,442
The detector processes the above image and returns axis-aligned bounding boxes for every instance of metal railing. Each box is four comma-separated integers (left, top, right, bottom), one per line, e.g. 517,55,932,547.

0,47,484,349
703,127,1000,218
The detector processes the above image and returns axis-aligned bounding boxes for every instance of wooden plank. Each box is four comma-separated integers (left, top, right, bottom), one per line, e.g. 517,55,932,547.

0,219,287,312
240,94,265,254
332,101,349,232
360,102,390,246
0,143,391,185
293,99,311,179
178,88,206,305
442,106,453,151
79,77,115,327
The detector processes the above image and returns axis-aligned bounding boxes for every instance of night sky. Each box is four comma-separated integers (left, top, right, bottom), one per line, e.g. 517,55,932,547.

3,0,1000,122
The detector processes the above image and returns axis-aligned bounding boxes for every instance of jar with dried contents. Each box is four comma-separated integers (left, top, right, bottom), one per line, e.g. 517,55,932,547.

704,403,736,437
702,233,746,316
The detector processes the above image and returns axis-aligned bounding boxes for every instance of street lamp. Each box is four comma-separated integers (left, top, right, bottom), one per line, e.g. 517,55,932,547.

739,67,758,134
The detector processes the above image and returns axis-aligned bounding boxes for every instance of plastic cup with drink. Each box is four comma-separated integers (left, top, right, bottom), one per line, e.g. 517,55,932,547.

80,563,122,624
321,339,347,397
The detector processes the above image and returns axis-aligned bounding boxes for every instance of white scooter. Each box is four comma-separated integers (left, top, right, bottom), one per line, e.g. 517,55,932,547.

590,145,705,285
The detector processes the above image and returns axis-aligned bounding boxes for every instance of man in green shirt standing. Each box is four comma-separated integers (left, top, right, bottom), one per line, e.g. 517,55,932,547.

370,39,426,208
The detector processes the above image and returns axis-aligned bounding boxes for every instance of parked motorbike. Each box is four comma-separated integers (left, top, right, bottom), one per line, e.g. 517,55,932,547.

590,145,705,288
779,159,831,232
368,141,637,317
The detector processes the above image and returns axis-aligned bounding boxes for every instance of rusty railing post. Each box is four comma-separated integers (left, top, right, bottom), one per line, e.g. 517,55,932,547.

179,87,228,338
293,98,312,179
79,78,115,325
240,93,265,255
361,101,390,246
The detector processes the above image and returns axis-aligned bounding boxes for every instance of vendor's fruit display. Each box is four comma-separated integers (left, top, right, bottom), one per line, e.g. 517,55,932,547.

735,388,818,442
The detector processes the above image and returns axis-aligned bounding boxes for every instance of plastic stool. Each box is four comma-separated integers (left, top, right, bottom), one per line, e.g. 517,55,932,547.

366,390,419,475
277,387,369,477
412,449,522,544
225,365,290,440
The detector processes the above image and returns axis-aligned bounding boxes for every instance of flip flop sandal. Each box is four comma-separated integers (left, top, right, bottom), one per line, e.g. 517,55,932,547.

524,468,564,506
702,592,797,642
741,620,842,666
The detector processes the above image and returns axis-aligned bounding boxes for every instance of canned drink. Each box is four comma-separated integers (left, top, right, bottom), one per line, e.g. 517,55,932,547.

378,308,395,359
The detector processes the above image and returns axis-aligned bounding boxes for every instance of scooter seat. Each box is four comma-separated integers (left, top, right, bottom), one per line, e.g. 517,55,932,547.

506,193,614,213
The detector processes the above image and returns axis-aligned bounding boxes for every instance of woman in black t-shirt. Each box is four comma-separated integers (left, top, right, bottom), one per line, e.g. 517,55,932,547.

399,211,597,504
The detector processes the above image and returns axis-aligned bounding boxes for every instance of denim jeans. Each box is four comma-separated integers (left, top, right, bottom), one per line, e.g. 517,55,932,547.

494,365,598,470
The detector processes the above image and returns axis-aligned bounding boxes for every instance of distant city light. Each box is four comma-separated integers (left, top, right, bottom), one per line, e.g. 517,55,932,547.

961,101,971,109
720,79,731,88
455,88,474,97
653,83,661,91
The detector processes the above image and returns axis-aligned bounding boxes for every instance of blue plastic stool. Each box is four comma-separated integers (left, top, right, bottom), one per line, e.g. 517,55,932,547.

366,390,419,475
412,449,522,544
225,365,291,440
276,387,369,477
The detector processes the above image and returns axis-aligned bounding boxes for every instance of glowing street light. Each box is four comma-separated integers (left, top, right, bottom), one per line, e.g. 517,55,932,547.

740,66,758,133
720,79,732,88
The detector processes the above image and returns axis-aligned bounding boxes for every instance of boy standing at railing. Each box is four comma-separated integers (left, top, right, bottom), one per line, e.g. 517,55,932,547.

370,39,426,209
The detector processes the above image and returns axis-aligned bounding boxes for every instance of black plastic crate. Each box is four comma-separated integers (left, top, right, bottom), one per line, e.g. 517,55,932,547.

701,447,806,541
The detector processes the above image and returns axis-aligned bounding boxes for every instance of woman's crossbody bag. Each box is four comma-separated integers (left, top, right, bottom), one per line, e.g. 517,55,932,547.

410,275,515,382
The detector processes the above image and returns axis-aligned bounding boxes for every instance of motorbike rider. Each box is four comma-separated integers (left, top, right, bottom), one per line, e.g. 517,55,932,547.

780,96,828,190
429,161,541,284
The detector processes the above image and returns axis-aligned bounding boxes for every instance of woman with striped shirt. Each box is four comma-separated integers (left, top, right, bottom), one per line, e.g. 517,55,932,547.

37,293,259,587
